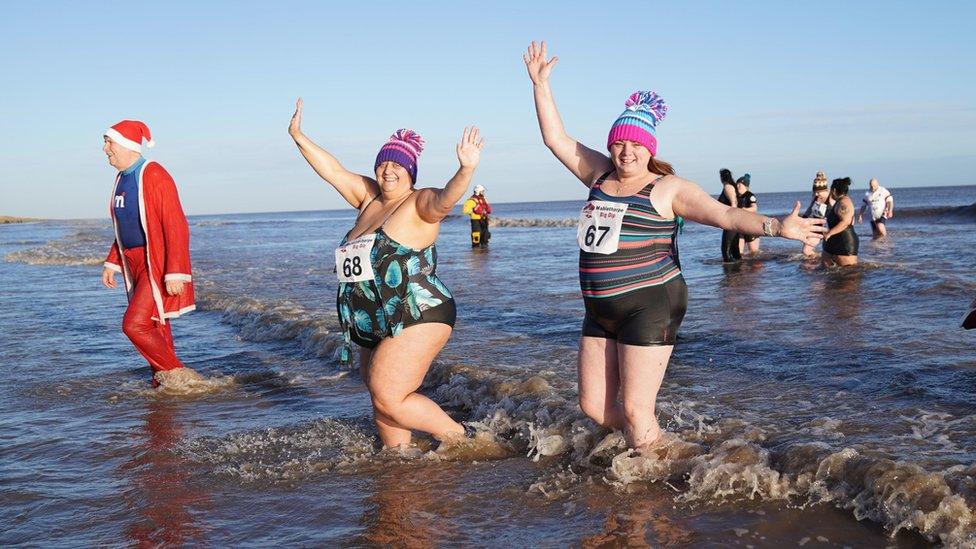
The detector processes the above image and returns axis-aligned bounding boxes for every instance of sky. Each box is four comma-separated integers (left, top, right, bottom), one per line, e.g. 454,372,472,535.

1,1,974,218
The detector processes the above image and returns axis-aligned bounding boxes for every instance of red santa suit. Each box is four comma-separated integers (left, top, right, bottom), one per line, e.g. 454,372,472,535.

103,121,195,379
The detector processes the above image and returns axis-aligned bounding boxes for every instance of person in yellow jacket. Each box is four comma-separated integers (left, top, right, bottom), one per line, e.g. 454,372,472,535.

462,184,492,247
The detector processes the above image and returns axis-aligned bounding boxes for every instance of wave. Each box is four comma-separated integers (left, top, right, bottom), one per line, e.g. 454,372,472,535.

893,203,976,221
4,226,111,266
195,290,346,361
488,217,576,228
166,273,976,544
191,215,355,227
176,336,975,545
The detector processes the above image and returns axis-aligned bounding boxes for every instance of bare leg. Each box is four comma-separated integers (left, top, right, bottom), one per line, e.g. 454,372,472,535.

365,323,463,448
359,347,412,447
577,336,625,430
748,238,760,254
875,222,887,238
618,343,674,448
835,254,858,267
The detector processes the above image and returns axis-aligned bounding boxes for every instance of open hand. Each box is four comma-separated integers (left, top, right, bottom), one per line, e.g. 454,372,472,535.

165,280,185,296
456,126,485,170
289,98,303,138
780,201,826,246
523,41,558,85
101,267,118,289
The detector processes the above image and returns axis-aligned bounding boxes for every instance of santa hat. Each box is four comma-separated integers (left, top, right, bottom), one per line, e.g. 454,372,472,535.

104,120,155,152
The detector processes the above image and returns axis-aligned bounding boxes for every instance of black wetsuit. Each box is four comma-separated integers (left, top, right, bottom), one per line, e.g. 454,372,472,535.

823,202,859,256
738,191,758,243
718,185,741,262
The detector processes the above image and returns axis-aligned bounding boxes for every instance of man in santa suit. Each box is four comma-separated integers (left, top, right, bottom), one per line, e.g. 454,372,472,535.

101,120,202,387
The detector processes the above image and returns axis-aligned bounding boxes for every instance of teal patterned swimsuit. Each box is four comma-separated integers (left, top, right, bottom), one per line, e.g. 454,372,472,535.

336,227,456,355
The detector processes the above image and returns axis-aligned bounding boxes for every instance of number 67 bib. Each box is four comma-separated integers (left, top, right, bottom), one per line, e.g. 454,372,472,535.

335,234,377,283
578,200,628,254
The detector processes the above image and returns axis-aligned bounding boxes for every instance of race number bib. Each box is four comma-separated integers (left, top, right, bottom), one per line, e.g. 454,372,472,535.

578,200,628,254
335,234,376,283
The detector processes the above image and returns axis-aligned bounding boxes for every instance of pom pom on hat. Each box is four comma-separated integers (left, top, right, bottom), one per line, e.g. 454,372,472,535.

813,171,828,190
375,128,425,184
390,129,425,155
607,90,668,155
624,91,669,126
104,120,154,152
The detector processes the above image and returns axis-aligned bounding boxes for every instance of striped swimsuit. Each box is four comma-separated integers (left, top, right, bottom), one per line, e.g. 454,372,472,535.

579,172,687,345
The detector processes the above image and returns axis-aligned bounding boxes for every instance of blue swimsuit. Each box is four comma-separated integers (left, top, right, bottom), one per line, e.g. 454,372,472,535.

336,217,456,355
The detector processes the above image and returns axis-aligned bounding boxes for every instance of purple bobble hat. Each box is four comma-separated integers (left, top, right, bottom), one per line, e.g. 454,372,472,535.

375,129,425,184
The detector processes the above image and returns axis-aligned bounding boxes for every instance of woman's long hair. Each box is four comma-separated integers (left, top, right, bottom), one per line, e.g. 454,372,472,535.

649,156,675,176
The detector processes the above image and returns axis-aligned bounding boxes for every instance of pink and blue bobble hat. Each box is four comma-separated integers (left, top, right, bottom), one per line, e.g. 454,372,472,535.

606,91,668,155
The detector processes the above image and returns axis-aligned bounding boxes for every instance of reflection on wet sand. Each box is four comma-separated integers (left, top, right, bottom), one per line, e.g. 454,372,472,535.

361,466,445,547
120,401,209,546
579,488,694,547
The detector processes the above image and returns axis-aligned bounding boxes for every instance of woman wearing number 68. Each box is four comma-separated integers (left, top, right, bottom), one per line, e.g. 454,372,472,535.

523,42,825,450
288,98,485,449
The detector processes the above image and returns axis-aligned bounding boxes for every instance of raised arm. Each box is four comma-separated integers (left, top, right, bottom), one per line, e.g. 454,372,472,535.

288,98,379,209
670,178,825,246
523,41,611,186
416,127,485,223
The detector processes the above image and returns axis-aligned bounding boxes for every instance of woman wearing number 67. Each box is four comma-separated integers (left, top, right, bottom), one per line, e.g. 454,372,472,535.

523,42,825,450
288,98,485,449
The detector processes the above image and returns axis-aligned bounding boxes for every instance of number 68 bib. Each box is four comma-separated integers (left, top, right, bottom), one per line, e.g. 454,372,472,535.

335,234,377,283
578,200,628,254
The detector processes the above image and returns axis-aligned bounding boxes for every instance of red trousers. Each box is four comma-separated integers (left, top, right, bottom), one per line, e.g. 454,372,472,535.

122,247,185,378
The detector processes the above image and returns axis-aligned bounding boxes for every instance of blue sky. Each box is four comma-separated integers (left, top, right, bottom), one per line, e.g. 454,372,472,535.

1,1,974,218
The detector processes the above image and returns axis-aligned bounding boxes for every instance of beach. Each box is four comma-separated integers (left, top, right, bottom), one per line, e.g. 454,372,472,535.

2,185,975,547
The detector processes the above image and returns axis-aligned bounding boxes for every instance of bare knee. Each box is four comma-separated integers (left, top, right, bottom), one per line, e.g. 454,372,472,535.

368,385,405,420
579,394,609,424
621,399,653,425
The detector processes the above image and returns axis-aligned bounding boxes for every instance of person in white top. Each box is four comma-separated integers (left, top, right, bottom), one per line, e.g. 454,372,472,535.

857,178,894,238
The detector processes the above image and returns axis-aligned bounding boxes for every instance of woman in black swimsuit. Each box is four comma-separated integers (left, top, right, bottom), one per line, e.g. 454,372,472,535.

822,177,859,267
717,168,741,262
289,98,485,448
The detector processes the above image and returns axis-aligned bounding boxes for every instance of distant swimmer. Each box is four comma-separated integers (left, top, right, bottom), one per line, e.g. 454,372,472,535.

288,99,484,449
523,41,824,450
857,178,894,239
100,120,202,387
462,184,492,248
717,169,741,262
800,171,830,257
822,177,859,267
736,174,761,255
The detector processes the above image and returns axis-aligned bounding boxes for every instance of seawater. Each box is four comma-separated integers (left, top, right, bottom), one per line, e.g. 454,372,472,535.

2,185,975,547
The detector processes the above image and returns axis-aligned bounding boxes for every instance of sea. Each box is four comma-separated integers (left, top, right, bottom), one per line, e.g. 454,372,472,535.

2,184,975,547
